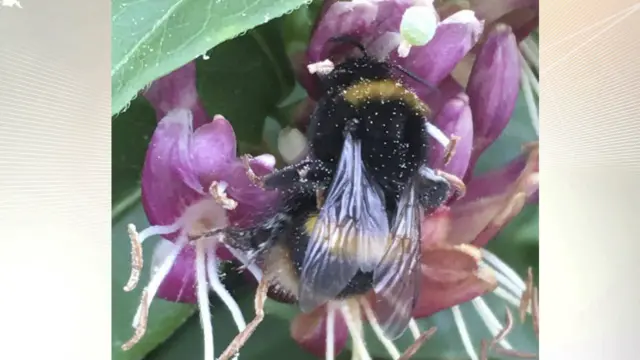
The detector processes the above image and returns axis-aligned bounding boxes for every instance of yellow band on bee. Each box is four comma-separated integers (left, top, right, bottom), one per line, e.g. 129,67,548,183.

342,79,429,116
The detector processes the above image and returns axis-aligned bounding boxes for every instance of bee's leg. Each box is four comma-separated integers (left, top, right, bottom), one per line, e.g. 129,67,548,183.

200,212,292,265
217,277,270,360
415,165,466,213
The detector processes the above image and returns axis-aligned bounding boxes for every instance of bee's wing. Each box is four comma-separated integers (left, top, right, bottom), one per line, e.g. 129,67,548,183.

372,181,422,339
299,133,390,312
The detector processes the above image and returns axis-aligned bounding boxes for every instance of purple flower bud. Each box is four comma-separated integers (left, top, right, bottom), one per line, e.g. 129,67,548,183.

307,0,379,63
466,24,521,167
429,93,473,178
470,0,539,26
143,62,209,129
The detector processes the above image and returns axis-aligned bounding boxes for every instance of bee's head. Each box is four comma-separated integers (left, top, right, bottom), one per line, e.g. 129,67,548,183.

316,35,392,91
317,35,439,96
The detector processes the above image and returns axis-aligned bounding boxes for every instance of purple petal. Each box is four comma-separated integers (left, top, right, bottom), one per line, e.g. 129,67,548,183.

466,24,521,167
143,62,209,129
224,156,279,228
392,10,484,98
153,240,199,304
423,76,464,116
429,93,473,178
151,238,235,303
190,115,238,189
141,110,205,234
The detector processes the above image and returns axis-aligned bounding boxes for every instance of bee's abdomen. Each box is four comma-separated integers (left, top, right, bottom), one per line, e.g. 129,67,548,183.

286,214,376,299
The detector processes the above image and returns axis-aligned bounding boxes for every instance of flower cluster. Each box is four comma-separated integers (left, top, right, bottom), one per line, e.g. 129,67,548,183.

286,0,539,358
119,0,539,359
119,62,279,360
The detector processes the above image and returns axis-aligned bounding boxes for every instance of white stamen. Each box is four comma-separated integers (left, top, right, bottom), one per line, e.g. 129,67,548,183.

494,286,525,310
340,302,372,360
480,263,523,300
519,52,539,97
451,306,479,360
196,241,215,360
132,233,189,328
481,249,527,292
137,222,183,244
397,39,413,58
307,59,335,75
326,303,336,360
520,66,539,136
425,122,451,148
471,298,513,350
360,299,401,359
408,319,422,340
519,39,539,72
205,246,247,334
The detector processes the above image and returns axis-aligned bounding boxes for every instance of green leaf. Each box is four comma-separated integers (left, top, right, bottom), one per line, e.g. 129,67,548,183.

112,96,156,210
145,289,334,360
195,19,295,145
111,0,312,115
112,204,196,360
487,203,539,280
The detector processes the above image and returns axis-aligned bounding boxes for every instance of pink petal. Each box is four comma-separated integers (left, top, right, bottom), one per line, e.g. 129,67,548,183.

466,24,521,168
414,243,496,318
446,143,539,247
290,305,349,358
429,93,473,178
141,110,205,234
143,62,209,129
392,10,484,99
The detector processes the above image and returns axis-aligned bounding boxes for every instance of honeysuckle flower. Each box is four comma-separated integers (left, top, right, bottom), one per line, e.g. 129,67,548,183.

120,62,279,360
285,0,538,359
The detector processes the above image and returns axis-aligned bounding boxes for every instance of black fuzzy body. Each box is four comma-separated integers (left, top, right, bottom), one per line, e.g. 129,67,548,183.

259,55,432,301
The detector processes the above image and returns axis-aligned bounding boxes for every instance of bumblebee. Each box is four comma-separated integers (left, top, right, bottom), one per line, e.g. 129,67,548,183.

208,37,463,359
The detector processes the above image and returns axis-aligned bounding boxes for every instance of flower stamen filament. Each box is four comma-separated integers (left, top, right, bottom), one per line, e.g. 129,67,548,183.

206,246,247,334
195,239,215,360
452,305,479,360
359,299,402,359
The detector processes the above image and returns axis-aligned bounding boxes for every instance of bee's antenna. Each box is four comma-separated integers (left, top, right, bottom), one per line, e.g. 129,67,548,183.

327,35,368,57
392,64,440,96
